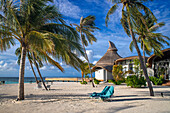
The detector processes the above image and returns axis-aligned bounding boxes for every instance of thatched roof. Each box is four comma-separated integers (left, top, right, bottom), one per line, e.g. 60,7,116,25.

115,56,148,64
93,41,121,72
147,48,170,67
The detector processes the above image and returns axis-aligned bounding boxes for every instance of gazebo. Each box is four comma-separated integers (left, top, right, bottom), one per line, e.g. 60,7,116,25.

93,41,121,81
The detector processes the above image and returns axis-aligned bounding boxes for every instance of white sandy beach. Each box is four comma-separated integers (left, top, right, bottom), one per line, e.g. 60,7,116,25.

0,82,170,113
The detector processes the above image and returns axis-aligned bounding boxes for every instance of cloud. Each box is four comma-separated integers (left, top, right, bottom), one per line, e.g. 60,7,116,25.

0,61,4,65
93,61,97,64
54,0,81,19
93,55,102,59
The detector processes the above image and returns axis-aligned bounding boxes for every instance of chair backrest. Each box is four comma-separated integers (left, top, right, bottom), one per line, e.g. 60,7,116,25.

104,86,114,97
101,86,110,94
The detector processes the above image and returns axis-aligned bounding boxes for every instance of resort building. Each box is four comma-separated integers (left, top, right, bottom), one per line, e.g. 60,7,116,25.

147,48,170,80
114,56,150,78
93,41,170,81
93,41,121,81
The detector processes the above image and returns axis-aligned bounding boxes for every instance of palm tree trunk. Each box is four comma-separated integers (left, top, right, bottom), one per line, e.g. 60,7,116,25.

28,57,38,84
32,53,48,90
143,43,146,67
80,31,95,87
18,46,26,100
126,6,154,96
81,71,84,82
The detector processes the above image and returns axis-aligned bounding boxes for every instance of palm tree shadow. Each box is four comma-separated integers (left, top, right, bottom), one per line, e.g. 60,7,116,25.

106,97,151,102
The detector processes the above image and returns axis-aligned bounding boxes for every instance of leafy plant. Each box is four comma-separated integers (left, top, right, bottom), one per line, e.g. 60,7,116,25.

112,65,124,82
126,75,146,88
80,81,87,84
149,76,164,85
93,78,100,84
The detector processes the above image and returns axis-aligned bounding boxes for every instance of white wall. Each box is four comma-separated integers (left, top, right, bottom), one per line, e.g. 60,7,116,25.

95,69,104,80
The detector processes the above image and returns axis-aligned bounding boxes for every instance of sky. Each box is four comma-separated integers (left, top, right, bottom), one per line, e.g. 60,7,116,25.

0,0,170,77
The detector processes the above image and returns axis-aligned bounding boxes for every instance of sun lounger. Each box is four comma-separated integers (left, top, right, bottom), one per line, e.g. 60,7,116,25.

90,86,110,97
99,86,114,100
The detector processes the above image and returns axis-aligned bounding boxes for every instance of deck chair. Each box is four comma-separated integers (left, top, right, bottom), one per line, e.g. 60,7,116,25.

99,86,114,100
90,86,110,98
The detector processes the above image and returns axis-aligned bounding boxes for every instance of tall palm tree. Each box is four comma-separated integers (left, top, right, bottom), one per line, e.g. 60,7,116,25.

106,0,156,96
72,16,99,87
0,0,83,100
129,15,170,65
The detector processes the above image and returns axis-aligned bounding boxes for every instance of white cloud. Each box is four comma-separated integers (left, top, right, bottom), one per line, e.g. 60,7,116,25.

93,55,102,59
40,66,47,70
54,0,81,19
93,61,97,65
0,61,3,65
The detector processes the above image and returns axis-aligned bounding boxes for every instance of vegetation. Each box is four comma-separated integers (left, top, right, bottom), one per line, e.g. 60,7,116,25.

106,0,157,96
126,75,146,88
72,15,99,87
0,0,83,100
80,81,87,84
149,76,165,85
112,65,125,85
80,61,94,82
93,78,100,84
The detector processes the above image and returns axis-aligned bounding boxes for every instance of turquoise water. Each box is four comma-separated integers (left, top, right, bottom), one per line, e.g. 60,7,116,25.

0,77,41,84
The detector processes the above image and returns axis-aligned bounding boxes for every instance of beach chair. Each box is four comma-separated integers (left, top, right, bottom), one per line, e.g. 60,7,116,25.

99,86,114,100
90,86,110,98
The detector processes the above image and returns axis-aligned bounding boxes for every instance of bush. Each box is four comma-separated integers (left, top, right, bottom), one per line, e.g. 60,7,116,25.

80,81,87,84
126,75,146,88
93,78,100,84
108,79,114,83
108,79,123,85
149,76,164,85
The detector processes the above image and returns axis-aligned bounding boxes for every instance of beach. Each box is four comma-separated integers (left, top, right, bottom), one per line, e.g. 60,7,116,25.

0,82,170,113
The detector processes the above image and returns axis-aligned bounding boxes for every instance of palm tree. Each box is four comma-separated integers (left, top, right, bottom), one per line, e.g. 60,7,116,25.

106,0,156,96
80,61,94,82
129,14,170,65
0,0,83,100
72,16,99,87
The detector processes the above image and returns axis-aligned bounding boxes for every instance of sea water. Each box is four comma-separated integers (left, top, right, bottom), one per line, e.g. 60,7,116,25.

0,77,45,84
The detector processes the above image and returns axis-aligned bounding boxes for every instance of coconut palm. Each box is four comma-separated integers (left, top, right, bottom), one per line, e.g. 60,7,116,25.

106,0,156,96
129,15,170,65
72,16,99,87
80,61,94,82
0,0,83,100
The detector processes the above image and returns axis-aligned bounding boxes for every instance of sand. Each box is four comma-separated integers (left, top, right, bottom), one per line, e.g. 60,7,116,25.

0,82,170,113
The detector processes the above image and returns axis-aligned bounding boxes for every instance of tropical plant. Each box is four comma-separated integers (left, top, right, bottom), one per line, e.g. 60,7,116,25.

149,76,164,85
0,0,83,100
112,65,124,82
129,15,170,65
106,0,155,96
93,78,100,84
80,61,94,82
126,75,146,88
72,15,99,87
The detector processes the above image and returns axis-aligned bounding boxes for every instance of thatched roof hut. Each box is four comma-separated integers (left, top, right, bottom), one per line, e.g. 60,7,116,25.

93,41,121,72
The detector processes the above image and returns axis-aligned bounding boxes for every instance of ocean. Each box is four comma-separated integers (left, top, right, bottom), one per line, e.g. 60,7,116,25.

0,77,44,84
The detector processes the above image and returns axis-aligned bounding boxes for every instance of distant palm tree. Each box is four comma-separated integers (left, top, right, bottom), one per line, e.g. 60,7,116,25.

80,61,94,82
106,0,156,96
0,0,83,100
72,16,99,87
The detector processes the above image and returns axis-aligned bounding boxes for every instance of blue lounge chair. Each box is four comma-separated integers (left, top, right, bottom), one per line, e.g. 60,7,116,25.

90,86,110,97
99,86,114,100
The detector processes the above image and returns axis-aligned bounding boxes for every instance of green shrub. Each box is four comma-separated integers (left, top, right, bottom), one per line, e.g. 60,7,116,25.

93,78,100,84
149,76,164,85
108,79,123,85
108,79,114,83
80,81,87,84
126,75,146,88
